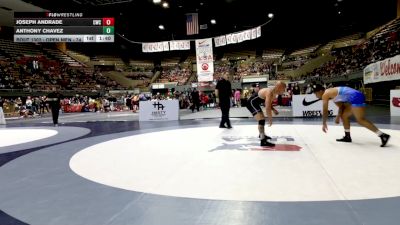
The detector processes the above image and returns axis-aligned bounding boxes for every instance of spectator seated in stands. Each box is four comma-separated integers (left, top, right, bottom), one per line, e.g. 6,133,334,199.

293,26,400,82
158,65,192,85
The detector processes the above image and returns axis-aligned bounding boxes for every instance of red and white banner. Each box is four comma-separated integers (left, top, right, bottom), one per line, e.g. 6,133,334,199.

364,54,400,84
196,38,214,82
390,89,400,116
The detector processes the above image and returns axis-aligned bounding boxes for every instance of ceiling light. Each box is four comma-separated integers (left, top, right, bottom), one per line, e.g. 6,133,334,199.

162,2,169,8
153,0,161,4
338,11,341,14
268,13,274,19
210,19,216,24
158,24,165,30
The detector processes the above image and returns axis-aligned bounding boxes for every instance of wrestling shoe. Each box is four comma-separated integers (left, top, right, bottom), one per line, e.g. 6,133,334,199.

380,133,390,147
336,136,352,142
261,138,275,147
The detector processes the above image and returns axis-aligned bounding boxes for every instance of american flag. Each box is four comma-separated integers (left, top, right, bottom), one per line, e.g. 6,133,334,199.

186,13,199,35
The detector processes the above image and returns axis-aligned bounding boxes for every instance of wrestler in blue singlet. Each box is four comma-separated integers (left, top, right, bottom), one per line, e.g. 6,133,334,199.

334,87,366,107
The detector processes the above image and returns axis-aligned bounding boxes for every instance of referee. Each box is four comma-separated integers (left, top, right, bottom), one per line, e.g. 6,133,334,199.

47,88,63,126
215,74,232,128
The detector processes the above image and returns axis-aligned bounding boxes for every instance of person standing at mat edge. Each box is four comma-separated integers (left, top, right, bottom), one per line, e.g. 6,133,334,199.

246,81,287,146
47,88,63,126
312,84,390,147
215,74,232,128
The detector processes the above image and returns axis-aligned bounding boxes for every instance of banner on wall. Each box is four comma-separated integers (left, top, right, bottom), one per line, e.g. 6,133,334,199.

292,94,338,117
364,54,400,84
390,89,400,116
196,38,214,82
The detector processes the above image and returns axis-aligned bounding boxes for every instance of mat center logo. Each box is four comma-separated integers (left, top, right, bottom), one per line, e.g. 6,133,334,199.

211,135,302,152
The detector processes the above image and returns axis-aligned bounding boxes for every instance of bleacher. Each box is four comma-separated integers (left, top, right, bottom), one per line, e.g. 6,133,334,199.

281,45,320,71
157,64,192,85
292,18,400,82
0,39,42,57
224,50,256,60
44,48,83,68
375,18,400,37
262,49,284,61
318,33,363,53
290,45,320,56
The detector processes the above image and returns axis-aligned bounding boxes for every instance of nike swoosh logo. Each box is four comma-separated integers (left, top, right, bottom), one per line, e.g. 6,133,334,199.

302,98,321,106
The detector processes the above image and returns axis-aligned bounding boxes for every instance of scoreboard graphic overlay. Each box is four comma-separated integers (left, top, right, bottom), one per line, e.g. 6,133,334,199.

14,12,114,43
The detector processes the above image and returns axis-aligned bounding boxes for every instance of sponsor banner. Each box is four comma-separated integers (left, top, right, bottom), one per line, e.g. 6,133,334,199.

390,89,400,116
196,38,214,82
237,31,244,43
139,100,179,121
224,27,261,46
198,81,216,87
162,41,170,51
251,28,257,39
292,94,338,117
226,34,233,44
142,26,262,52
256,26,261,38
143,40,189,52
214,35,227,47
244,29,251,40
364,54,400,84
169,40,190,51
142,42,165,53
242,76,268,83
231,33,238,44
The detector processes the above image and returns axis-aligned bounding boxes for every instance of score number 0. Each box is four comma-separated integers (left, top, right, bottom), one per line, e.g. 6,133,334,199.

102,18,114,26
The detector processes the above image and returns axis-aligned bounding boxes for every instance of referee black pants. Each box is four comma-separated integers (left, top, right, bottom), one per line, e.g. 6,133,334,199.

219,102,231,127
51,107,60,125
